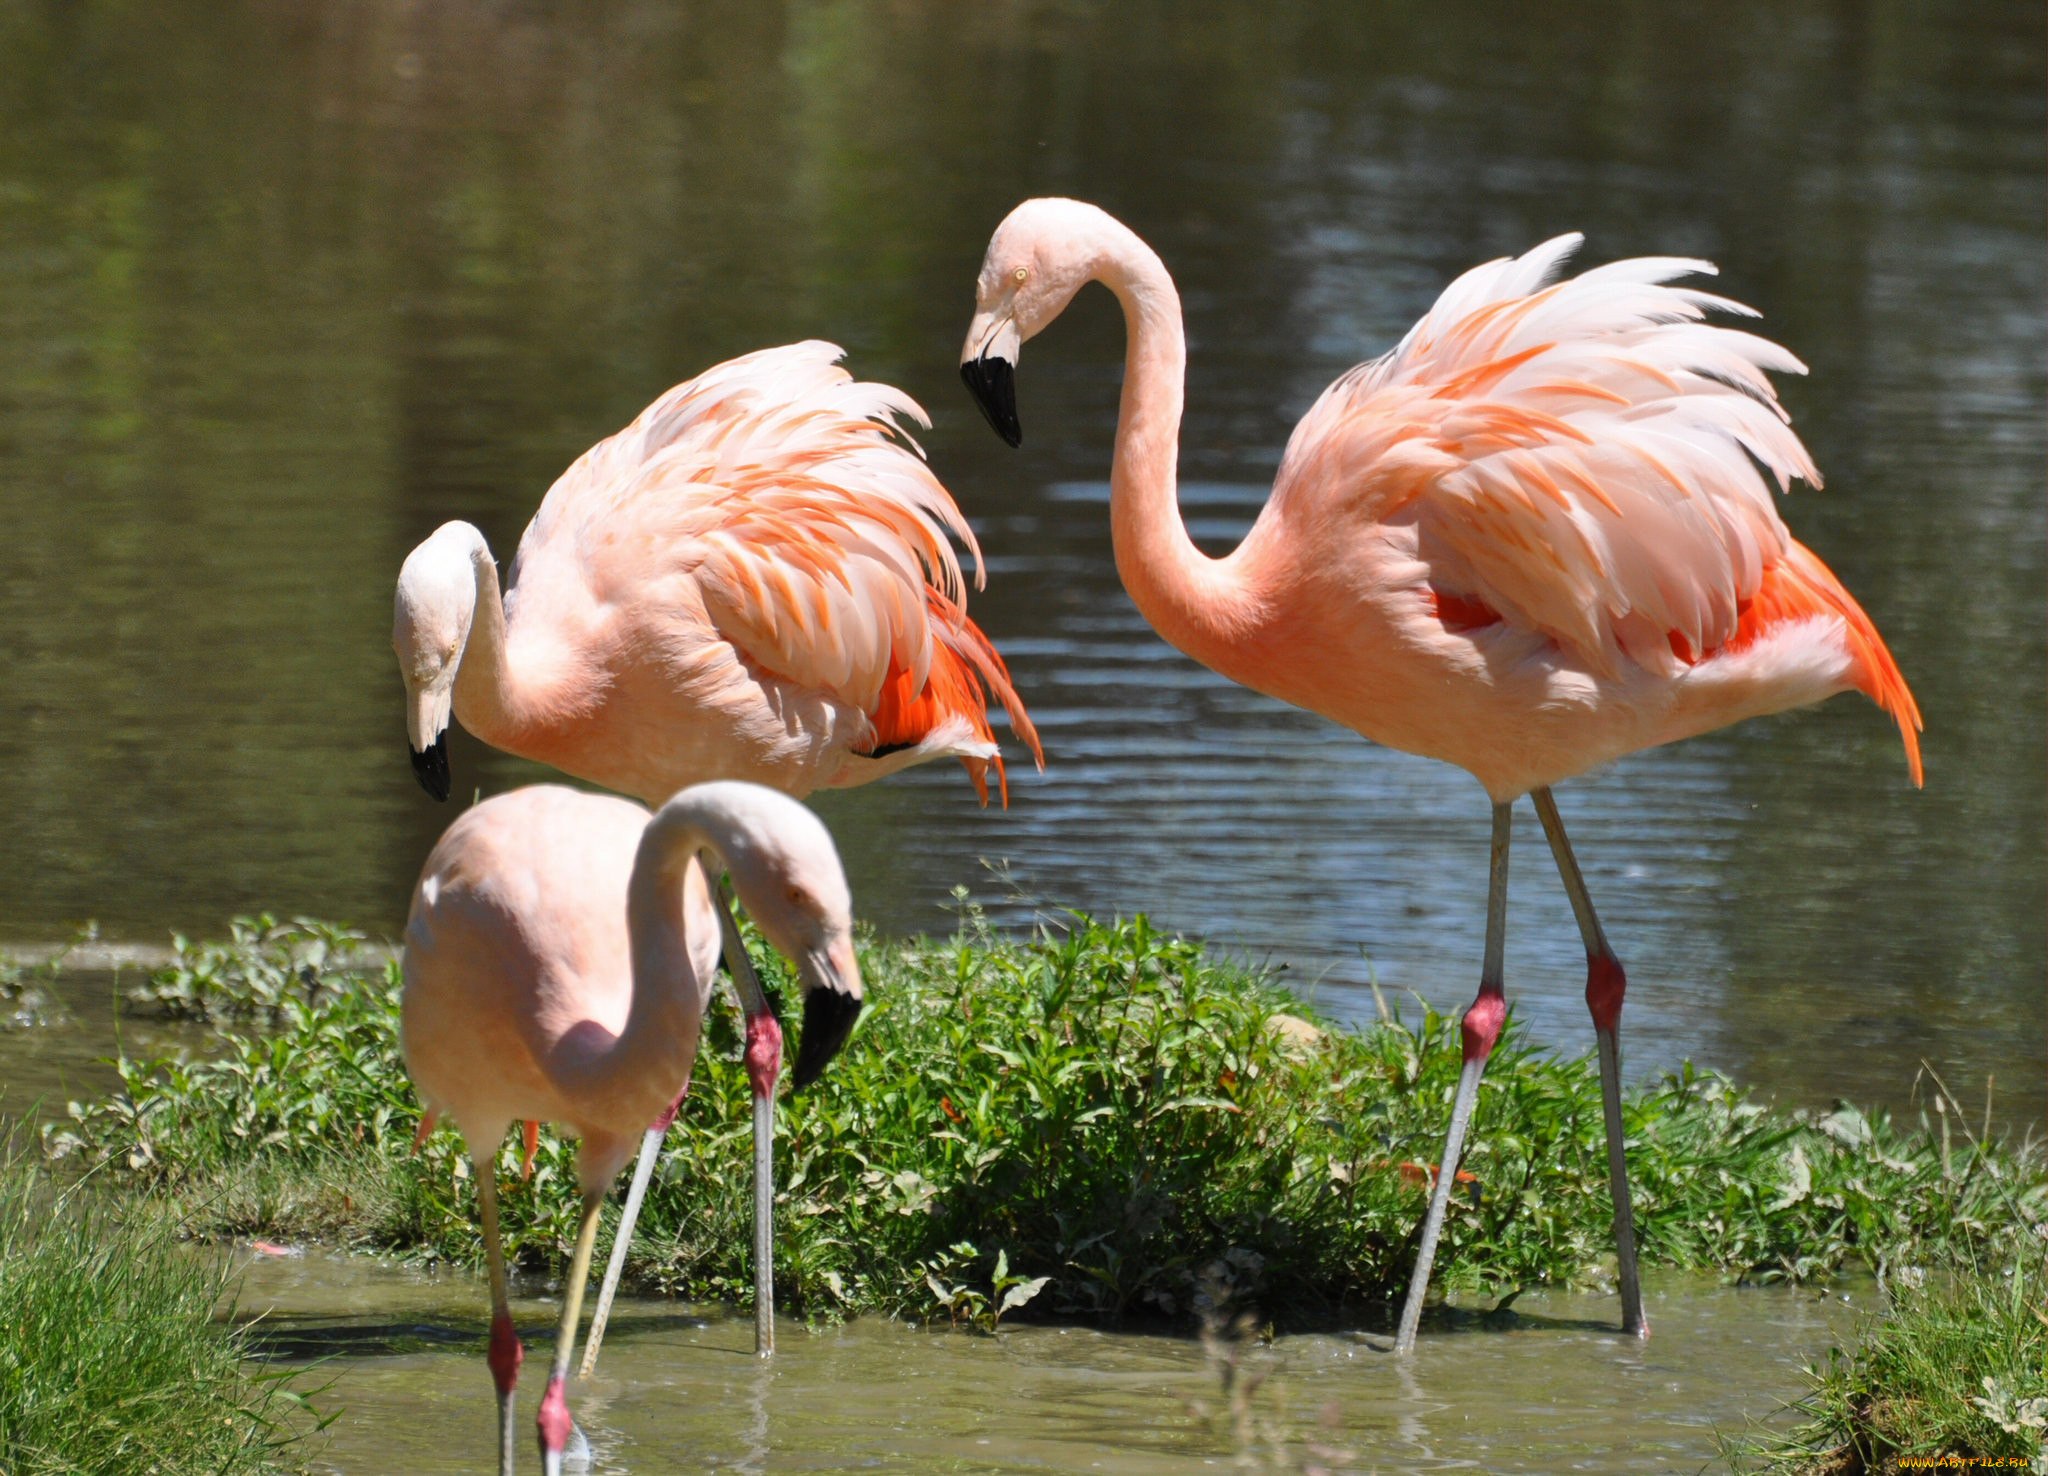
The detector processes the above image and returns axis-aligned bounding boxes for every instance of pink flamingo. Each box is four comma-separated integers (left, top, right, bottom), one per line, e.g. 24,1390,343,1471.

393,340,1041,1369
401,780,859,1476
959,199,1920,1353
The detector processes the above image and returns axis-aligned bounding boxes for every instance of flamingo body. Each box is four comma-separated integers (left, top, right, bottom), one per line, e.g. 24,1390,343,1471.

399,780,859,1474
396,340,1040,808
962,201,1916,800
401,786,717,1195
960,198,1921,1352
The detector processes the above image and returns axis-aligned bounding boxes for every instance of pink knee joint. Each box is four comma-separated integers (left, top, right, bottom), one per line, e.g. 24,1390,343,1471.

488,1309,523,1395
536,1374,573,1458
1460,990,1507,1063
743,1012,783,1100
1586,952,1627,1034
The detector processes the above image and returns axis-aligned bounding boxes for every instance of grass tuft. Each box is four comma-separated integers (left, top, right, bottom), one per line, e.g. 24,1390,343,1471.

1728,1241,2047,1473
0,1148,314,1475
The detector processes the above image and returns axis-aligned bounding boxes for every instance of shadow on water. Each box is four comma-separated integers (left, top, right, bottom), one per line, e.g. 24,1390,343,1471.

242,1318,482,1363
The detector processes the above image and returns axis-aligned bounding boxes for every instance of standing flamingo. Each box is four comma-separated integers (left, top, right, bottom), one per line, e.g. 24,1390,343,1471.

401,780,859,1476
958,199,1920,1352
393,341,1041,1368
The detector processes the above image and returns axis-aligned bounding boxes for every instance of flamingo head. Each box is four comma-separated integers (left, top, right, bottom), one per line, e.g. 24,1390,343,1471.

664,783,866,1090
960,197,1118,447
392,522,483,802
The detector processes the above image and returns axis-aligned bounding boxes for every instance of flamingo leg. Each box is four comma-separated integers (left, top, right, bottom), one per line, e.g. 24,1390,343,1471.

536,1189,606,1476
713,876,781,1357
577,1088,685,1381
1394,799,1513,1355
1531,787,1648,1339
476,1154,523,1476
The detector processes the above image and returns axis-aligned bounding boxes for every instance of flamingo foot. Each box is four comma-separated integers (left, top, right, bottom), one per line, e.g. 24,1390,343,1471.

1586,952,1646,1338
650,1082,688,1133
1394,799,1513,1356
1459,988,1506,1064
1587,952,1625,1035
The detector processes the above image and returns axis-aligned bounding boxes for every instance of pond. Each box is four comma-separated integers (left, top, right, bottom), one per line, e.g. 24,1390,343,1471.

0,4,2040,1147
4,4,2040,1468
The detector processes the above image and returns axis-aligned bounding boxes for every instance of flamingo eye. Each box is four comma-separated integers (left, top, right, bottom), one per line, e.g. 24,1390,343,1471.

1011,267,1029,285
786,884,817,914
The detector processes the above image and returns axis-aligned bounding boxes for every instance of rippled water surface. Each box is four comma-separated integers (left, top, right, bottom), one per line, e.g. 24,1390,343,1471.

0,0,2041,1131
237,1247,1858,1474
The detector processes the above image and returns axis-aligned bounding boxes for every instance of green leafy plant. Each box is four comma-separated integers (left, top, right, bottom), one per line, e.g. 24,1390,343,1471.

1725,1072,2048,1474
48,909,2048,1346
131,915,377,1024
915,1242,1049,1331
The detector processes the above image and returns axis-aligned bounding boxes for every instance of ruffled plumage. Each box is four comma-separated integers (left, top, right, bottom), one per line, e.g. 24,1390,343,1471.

1275,235,1918,780
515,341,1040,793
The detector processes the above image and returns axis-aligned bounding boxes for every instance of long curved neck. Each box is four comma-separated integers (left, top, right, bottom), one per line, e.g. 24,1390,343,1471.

1097,229,1265,668
450,533,559,754
603,816,719,1096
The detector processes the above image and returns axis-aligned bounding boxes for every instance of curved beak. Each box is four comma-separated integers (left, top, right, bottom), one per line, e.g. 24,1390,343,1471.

959,313,1022,448
410,731,451,802
790,937,863,1089
404,685,454,801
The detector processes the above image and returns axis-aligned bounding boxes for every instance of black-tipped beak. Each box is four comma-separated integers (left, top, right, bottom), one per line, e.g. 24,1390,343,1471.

960,354,1021,448
791,986,863,1090
411,733,451,802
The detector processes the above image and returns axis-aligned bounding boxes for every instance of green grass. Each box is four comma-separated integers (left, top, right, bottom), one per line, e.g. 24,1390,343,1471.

0,1149,313,1475
1726,1067,2048,1474
1730,1242,2047,1474
48,907,2046,1345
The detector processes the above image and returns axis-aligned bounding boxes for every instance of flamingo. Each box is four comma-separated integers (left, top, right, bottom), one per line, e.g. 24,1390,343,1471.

393,340,1040,1370
401,780,860,1476
958,199,1920,1353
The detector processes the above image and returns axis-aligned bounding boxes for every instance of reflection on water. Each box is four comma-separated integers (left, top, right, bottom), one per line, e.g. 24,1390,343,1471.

0,1,2040,1122
236,1245,1857,1474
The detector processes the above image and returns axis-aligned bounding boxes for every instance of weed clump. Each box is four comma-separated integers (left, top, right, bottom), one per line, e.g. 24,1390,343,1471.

48,908,2046,1339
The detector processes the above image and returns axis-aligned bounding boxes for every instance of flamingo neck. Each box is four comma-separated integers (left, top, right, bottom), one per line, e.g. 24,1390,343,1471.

610,813,720,1099
1096,228,1264,670
450,534,565,759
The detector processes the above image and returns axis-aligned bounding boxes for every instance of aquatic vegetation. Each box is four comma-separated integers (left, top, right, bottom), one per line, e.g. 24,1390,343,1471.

0,1149,314,1475
1726,1071,2048,1474
0,927,95,1030
129,914,380,1024
48,909,2046,1341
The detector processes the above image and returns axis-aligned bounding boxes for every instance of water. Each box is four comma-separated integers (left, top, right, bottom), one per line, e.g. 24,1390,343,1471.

0,8,2041,1105
4,5,2038,1466
238,1245,1859,1474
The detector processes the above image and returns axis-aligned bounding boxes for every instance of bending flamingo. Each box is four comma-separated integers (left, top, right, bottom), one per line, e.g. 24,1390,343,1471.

402,780,859,1476
393,341,1041,1368
958,199,1920,1352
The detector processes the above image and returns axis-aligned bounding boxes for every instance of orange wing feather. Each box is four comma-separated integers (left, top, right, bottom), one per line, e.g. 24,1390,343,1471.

1685,542,1923,784
865,587,1043,806
1286,235,1919,784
